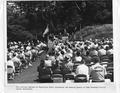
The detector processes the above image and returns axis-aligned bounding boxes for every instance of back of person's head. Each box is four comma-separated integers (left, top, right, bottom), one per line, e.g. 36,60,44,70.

109,45,113,49
76,51,81,56
8,49,11,52
40,60,45,68
91,47,96,50
61,51,64,55
64,56,70,63
86,51,89,56
105,46,109,51
56,52,60,56
20,50,23,53
84,46,88,51
93,57,100,64
100,46,104,49
52,51,55,56
48,52,52,56
61,46,64,49
13,53,16,57
7,55,10,60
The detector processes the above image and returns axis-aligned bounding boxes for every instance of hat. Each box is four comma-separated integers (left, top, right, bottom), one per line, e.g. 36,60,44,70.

75,56,82,62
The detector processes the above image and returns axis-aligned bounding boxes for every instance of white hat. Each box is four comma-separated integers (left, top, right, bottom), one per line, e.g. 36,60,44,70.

75,56,82,62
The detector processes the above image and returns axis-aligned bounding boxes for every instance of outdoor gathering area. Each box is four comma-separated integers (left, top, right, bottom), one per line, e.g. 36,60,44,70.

7,0,113,83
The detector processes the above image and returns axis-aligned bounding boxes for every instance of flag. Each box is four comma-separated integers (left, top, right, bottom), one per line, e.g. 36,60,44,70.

43,25,49,37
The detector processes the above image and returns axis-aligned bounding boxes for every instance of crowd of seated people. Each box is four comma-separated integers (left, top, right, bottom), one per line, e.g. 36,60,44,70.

37,37,113,83
7,40,47,80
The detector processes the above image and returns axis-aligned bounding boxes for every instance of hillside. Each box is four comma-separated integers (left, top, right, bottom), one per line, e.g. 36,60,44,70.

74,24,113,40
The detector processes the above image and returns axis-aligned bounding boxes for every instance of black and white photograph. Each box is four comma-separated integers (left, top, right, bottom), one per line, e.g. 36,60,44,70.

6,0,113,84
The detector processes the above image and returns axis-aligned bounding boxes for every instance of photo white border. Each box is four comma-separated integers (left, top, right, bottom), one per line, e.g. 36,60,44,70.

1,0,120,93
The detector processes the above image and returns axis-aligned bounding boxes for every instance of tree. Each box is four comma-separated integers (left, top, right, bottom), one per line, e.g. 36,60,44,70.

7,1,35,41
7,0,112,41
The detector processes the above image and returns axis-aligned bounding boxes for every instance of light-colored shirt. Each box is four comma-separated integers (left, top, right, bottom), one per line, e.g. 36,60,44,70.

107,49,113,55
98,49,106,56
7,60,15,72
56,54,64,61
8,52,13,59
90,63,107,81
65,62,74,71
89,50,98,56
75,56,82,62
26,46,31,50
25,51,32,60
12,56,21,66
44,60,52,67
49,56,56,63
75,64,89,80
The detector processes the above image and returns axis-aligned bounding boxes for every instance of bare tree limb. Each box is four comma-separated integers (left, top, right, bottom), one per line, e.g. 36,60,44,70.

74,1,81,11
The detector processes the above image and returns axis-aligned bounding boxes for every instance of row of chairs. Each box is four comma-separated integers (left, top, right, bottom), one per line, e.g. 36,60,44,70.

71,60,114,82
38,73,114,83
38,74,88,83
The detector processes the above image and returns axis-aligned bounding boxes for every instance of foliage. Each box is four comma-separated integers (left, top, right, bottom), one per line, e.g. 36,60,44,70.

7,0,112,41
74,24,113,40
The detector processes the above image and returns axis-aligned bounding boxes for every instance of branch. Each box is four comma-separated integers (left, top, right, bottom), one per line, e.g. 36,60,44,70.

75,1,81,11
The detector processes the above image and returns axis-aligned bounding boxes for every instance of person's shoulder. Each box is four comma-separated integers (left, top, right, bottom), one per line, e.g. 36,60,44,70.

100,65,106,69
76,65,81,68
98,49,101,51
68,62,73,65
84,64,89,68
11,57,15,60
94,64,105,69
7,60,13,63
90,64,95,69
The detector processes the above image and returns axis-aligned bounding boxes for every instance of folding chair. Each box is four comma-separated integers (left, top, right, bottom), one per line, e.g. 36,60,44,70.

101,58,110,62
7,66,14,80
105,72,113,82
105,79,111,83
101,62,108,68
100,55,109,61
107,62,113,67
73,64,78,72
74,74,87,82
64,74,74,83
39,74,53,83
53,69,62,74
52,74,63,83
106,66,113,82
107,67,113,73
108,54,113,62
